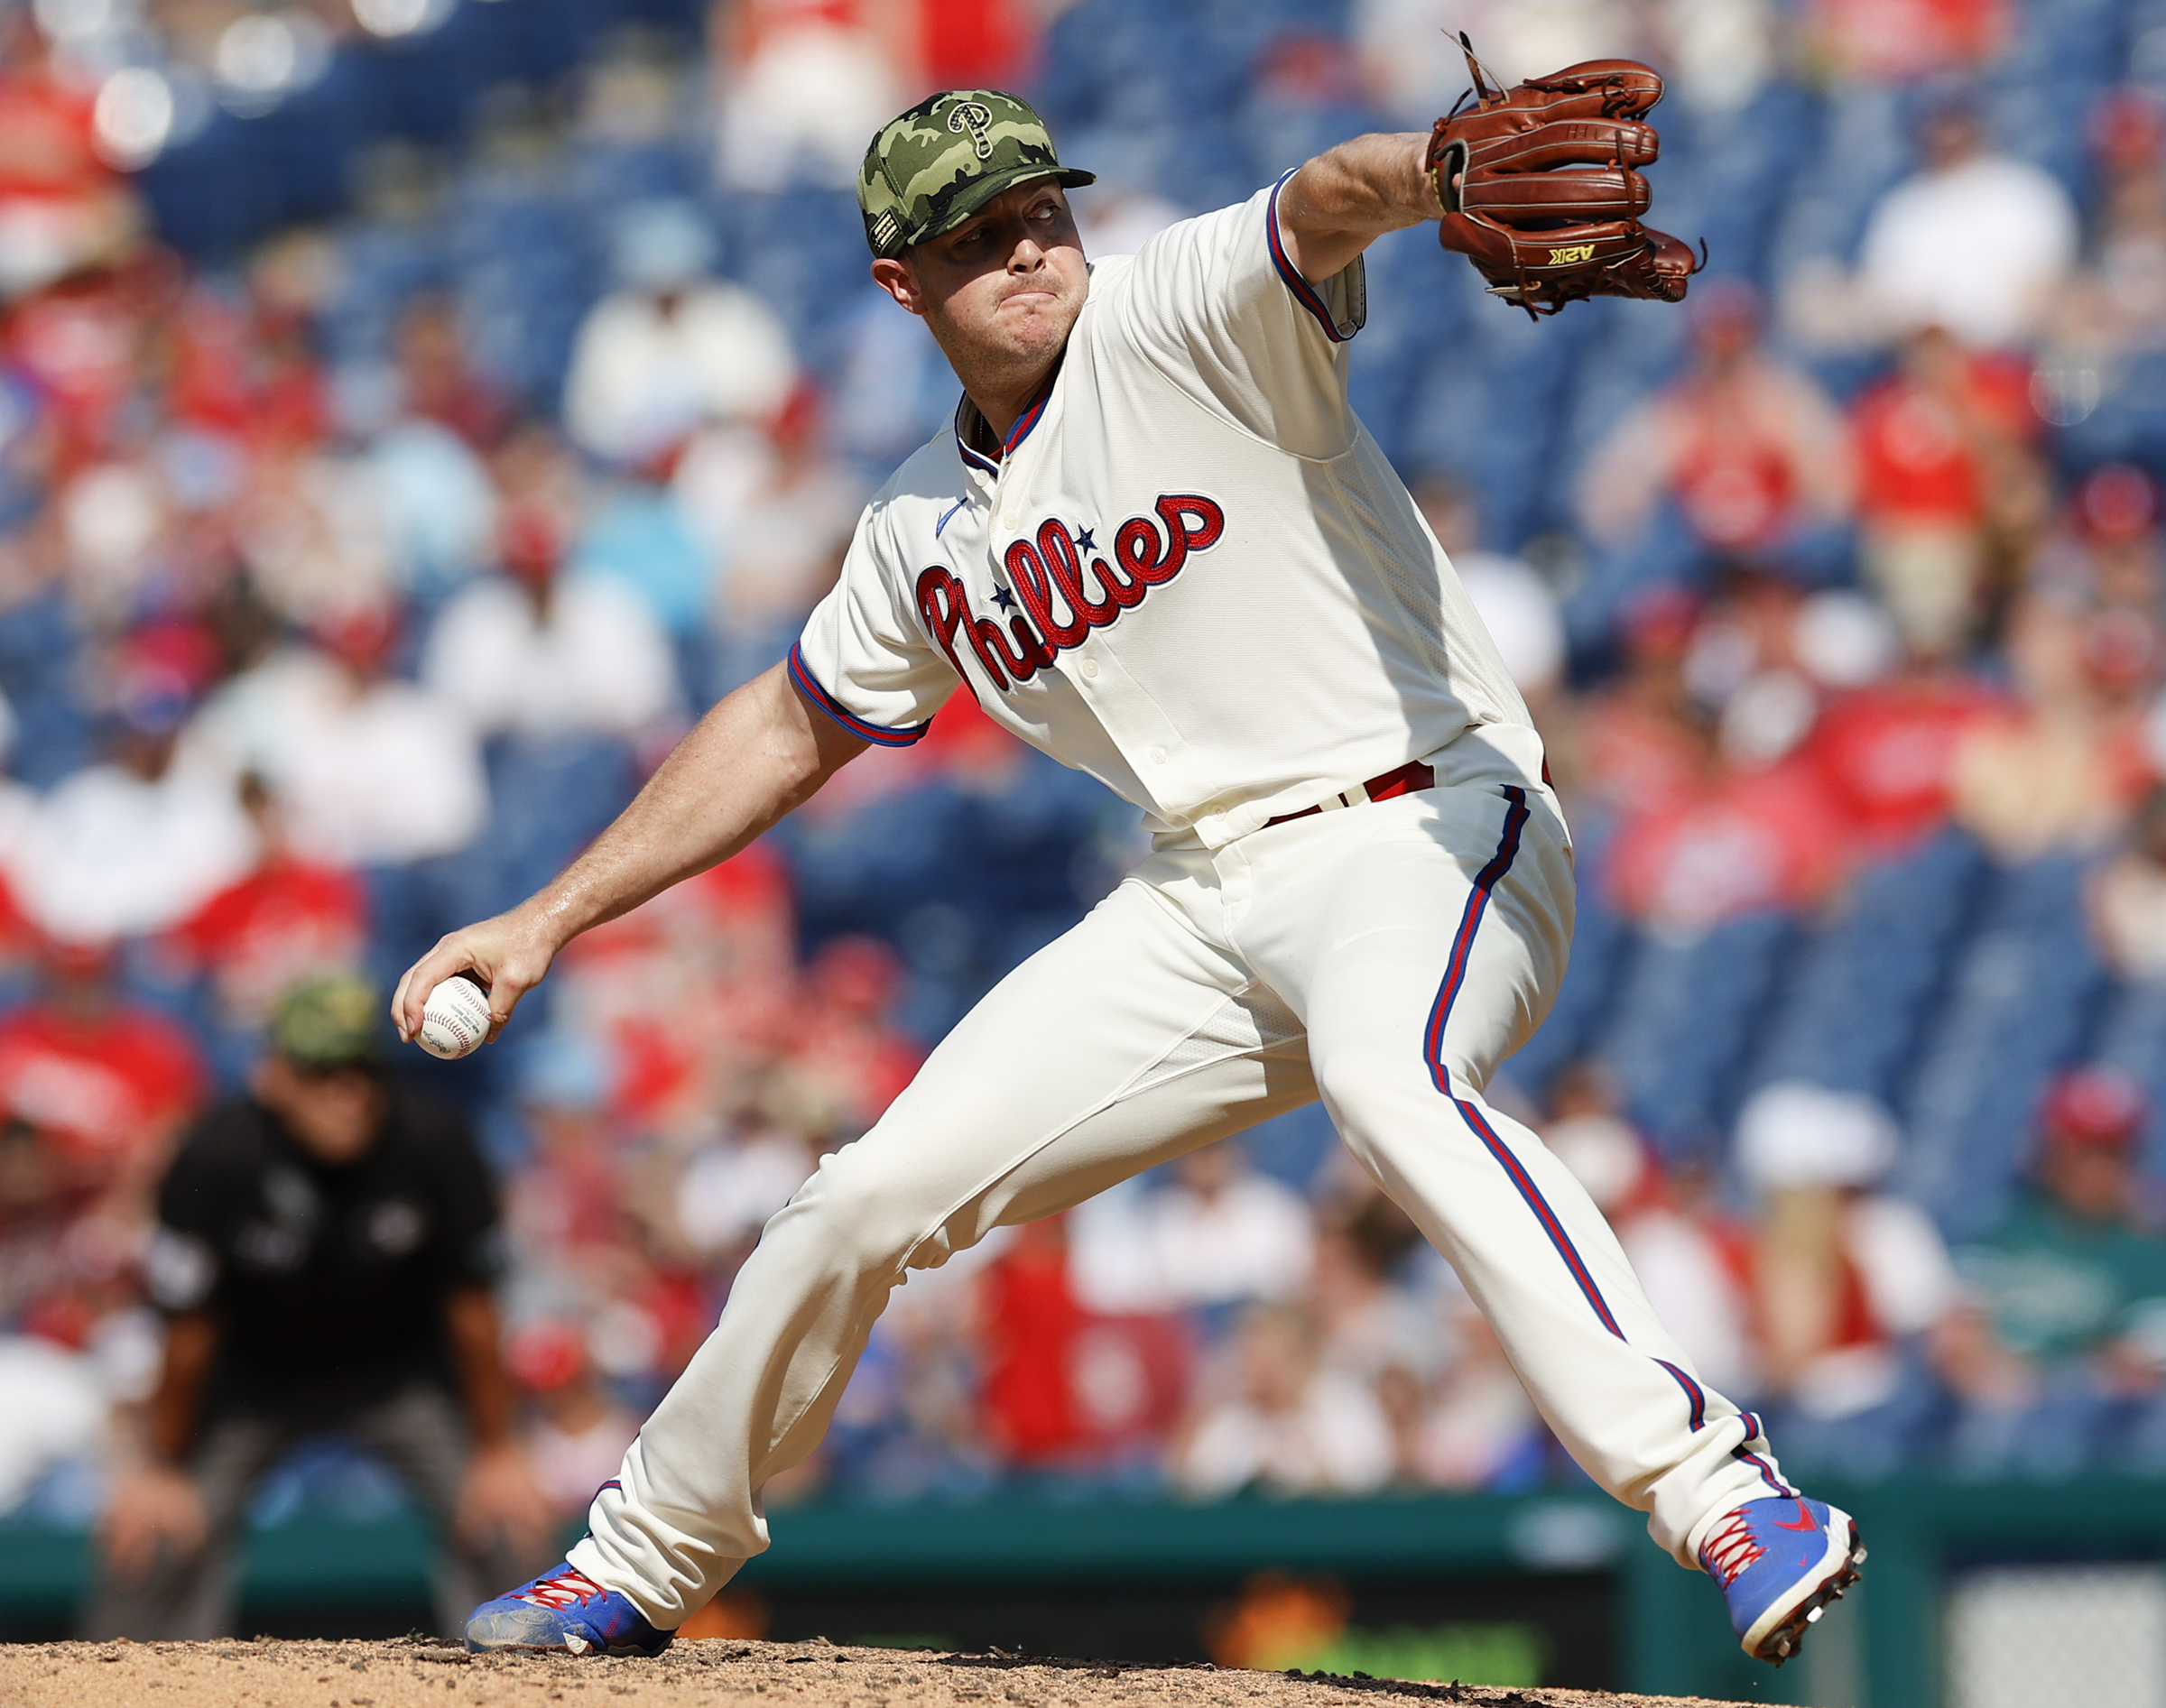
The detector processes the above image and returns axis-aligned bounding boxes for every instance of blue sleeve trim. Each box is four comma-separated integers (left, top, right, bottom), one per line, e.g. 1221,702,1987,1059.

787,643,930,747
1266,168,1354,345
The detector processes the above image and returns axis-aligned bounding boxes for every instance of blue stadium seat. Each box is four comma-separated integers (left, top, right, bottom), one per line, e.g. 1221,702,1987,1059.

1595,908,1800,1159
1897,855,2110,1238
1741,828,1991,1109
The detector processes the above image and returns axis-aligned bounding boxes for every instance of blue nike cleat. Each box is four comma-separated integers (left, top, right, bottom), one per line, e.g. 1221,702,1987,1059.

465,1563,673,1657
1699,1494,1865,1665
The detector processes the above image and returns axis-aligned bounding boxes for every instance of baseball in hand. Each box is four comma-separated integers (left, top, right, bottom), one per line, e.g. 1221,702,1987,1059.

417,974,493,1060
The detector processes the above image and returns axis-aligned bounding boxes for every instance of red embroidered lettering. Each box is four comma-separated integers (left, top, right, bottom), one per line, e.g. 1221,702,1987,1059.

1006,538,1087,650
1040,519,1117,629
921,494,1224,694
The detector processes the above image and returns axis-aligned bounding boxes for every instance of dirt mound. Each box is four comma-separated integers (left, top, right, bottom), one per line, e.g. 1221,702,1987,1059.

0,1636,1753,1708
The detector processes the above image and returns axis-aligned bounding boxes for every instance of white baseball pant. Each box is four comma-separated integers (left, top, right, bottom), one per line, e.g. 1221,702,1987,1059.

569,774,1793,1623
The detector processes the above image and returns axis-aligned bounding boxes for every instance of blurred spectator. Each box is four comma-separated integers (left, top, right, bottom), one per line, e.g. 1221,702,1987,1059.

562,199,798,468
422,494,682,740
917,0,1038,88
0,15,139,299
165,245,330,457
673,392,864,688
1416,477,1564,711
1808,0,2006,83
1543,1061,1760,1401
1402,1285,1545,1490
1176,1302,1393,1498
2092,783,2166,979
1852,98,2078,349
88,975,552,1639
824,1236,999,1502
673,1117,815,1267
2031,466,2166,633
157,772,370,1040
774,937,921,1137
2050,95,2166,365
1604,713,1850,932
1071,1142,1314,1316
1352,0,1634,125
979,1215,1090,1467
179,601,489,866
1735,1082,1958,1463
508,1318,640,1519
550,848,800,1142
1940,1066,2166,1475
1949,595,2153,863
1560,586,1707,814
359,413,502,605
0,943,204,1193
1578,284,1853,568
392,292,513,451
825,282,967,477
1802,641,1999,854
499,1038,647,1321
1161,1142,1308,1316
1850,327,2048,657
7,632,254,946
712,0,910,193
1308,1192,1437,1384
1645,0,1776,115
0,1328,107,1516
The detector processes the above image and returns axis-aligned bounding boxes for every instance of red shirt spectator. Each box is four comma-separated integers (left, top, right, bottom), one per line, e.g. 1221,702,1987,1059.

167,858,367,1029
979,1217,1087,1462
918,0,1034,88
1852,340,2033,530
165,287,327,452
1804,670,2004,852
1578,285,1852,559
1606,754,1851,930
1812,0,2007,82
5,269,149,465
785,937,922,1130
0,984,205,1169
0,20,135,301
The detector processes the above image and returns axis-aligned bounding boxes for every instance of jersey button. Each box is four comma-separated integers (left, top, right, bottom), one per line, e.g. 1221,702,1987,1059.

1079,658,1099,679
1150,747,1167,764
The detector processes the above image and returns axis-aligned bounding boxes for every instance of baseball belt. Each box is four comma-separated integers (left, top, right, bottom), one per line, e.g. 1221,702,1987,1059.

1264,759,1437,827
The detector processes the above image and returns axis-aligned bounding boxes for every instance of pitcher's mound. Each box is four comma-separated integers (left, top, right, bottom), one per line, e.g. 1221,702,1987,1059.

0,1636,1754,1708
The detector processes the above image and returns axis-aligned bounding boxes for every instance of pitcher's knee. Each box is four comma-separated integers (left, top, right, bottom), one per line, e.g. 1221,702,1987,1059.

1311,1038,1432,1123
780,1142,952,1277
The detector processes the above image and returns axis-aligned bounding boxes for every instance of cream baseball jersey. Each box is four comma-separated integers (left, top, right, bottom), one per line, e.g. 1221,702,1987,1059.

791,172,1548,850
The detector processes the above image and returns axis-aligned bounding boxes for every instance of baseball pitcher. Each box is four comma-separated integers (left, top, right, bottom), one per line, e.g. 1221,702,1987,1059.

399,65,1860,1670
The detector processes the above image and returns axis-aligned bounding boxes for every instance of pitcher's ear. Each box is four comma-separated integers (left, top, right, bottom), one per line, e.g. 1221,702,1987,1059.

871,255,925,318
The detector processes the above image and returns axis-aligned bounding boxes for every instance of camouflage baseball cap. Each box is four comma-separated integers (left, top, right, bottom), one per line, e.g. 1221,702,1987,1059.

271,971,386,1070
859,89,1095,260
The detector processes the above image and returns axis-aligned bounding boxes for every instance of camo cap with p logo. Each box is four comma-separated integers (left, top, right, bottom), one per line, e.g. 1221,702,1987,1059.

859,89,1095,260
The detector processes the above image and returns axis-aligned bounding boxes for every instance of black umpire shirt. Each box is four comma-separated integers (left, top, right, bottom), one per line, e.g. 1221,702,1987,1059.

144,1085,504,1408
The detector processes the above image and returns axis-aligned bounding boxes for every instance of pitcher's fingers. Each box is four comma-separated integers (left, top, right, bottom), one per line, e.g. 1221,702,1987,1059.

482,978,527,1043
395,940,475,1040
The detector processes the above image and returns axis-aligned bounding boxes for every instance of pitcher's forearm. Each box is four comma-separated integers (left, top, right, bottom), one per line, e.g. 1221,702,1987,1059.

1276,133,1440,282
517,664,857,952
394,663,866,1041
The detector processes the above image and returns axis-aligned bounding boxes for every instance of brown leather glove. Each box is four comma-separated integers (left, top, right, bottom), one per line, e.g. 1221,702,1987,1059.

1428,35,1701,318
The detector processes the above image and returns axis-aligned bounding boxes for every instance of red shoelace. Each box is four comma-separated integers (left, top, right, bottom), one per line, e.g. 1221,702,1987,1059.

517,1567,606,1610
1699,1511,1766,1591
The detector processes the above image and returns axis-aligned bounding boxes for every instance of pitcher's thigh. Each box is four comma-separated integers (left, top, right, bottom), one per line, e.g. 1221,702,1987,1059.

1299,790,1573,1098
784,877,1313,1274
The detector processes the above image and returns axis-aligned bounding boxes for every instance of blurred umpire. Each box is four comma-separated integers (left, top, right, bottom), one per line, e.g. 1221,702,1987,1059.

88,974,554,1639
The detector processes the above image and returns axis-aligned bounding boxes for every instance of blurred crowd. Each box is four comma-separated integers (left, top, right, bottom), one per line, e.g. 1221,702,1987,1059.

7,0,2166,1546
